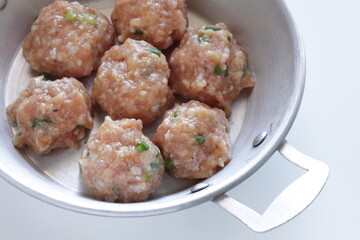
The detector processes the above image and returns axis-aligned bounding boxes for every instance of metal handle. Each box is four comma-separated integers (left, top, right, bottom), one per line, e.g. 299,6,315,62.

212,140,329,232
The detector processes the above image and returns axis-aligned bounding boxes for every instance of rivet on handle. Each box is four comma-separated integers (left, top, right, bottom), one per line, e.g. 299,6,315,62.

252,131,268,147
191,182,209,193
0,0,6,10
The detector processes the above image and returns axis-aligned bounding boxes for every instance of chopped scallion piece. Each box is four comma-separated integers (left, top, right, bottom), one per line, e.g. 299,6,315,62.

32,118,52,128
146,48,161,57
150,151,162,169
136,141,150,152
204,26,222,31
198,36,210,43
86,151,90,157
40,75,51,81
173,111,179,118
64,9,97,25
156,150,160,159
242,63,248,75
134,29,144,35
214,66,222,75
144,172,152,182
150,161,162,170
112,186,120,197
64,9,77,22
195,134,205,145
227,36,232,42
84,138,89,144
83,13,97,25
15,132,22,137
165,159,176,170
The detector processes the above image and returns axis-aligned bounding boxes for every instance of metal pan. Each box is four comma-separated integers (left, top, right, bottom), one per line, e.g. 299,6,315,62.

0,0,329,232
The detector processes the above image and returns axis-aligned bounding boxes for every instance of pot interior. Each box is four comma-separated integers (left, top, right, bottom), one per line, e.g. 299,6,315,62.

0,0,304,216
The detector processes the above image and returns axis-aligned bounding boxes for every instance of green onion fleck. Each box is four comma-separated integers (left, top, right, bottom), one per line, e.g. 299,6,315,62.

65,9,97,25
173,111,179,118
151,151,162,169
156,150,160,159
40,75,50,81
224,66,229,77
242,63,248,75
198,36,210,43
84,138,89,144
86,151,90,157
204,26,222,31
195,134,205,145
146,48,162,57
136,141,150,152
112,186,120,197
76,125,85,128
32,118,52,128
144,172,152,182
227,36,232,42
165,159,176,170
214,66,222,75
64,9,77,22
15,132,22,137
134,29,144,35
83,13,97,25
150,161,162,170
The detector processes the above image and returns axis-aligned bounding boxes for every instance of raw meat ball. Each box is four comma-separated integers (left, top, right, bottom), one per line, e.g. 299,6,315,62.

92,39,174,125
23,0,115,78
152,100,231,179
111,0,187,49
6,76,93,154
79,117,164,203
170,23,256,116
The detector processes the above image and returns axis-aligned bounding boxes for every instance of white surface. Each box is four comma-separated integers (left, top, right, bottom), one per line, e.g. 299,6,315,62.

1,0,360,239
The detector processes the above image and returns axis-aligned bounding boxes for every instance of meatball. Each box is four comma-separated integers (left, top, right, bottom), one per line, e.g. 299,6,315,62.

6,76,93,154
92,39,174,125
152,100,231,179
111,0,188,49
22,0,115,78
170,23,256,116
79,117,164,203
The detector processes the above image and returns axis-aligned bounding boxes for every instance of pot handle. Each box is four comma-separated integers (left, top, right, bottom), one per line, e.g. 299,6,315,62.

212,140,329,232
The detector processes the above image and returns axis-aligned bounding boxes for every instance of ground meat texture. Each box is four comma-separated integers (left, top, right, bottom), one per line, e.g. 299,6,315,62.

79,117,164,203
170,23,256,116
152,100,231,179
92,39,174,125
22,0,115,78
111,0,187,49
6,76,93,154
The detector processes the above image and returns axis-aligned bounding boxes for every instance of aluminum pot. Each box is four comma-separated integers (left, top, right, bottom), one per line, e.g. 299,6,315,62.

0,0,329,232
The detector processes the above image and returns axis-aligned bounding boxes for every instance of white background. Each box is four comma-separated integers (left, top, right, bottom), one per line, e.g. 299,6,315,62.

1,0,360,239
